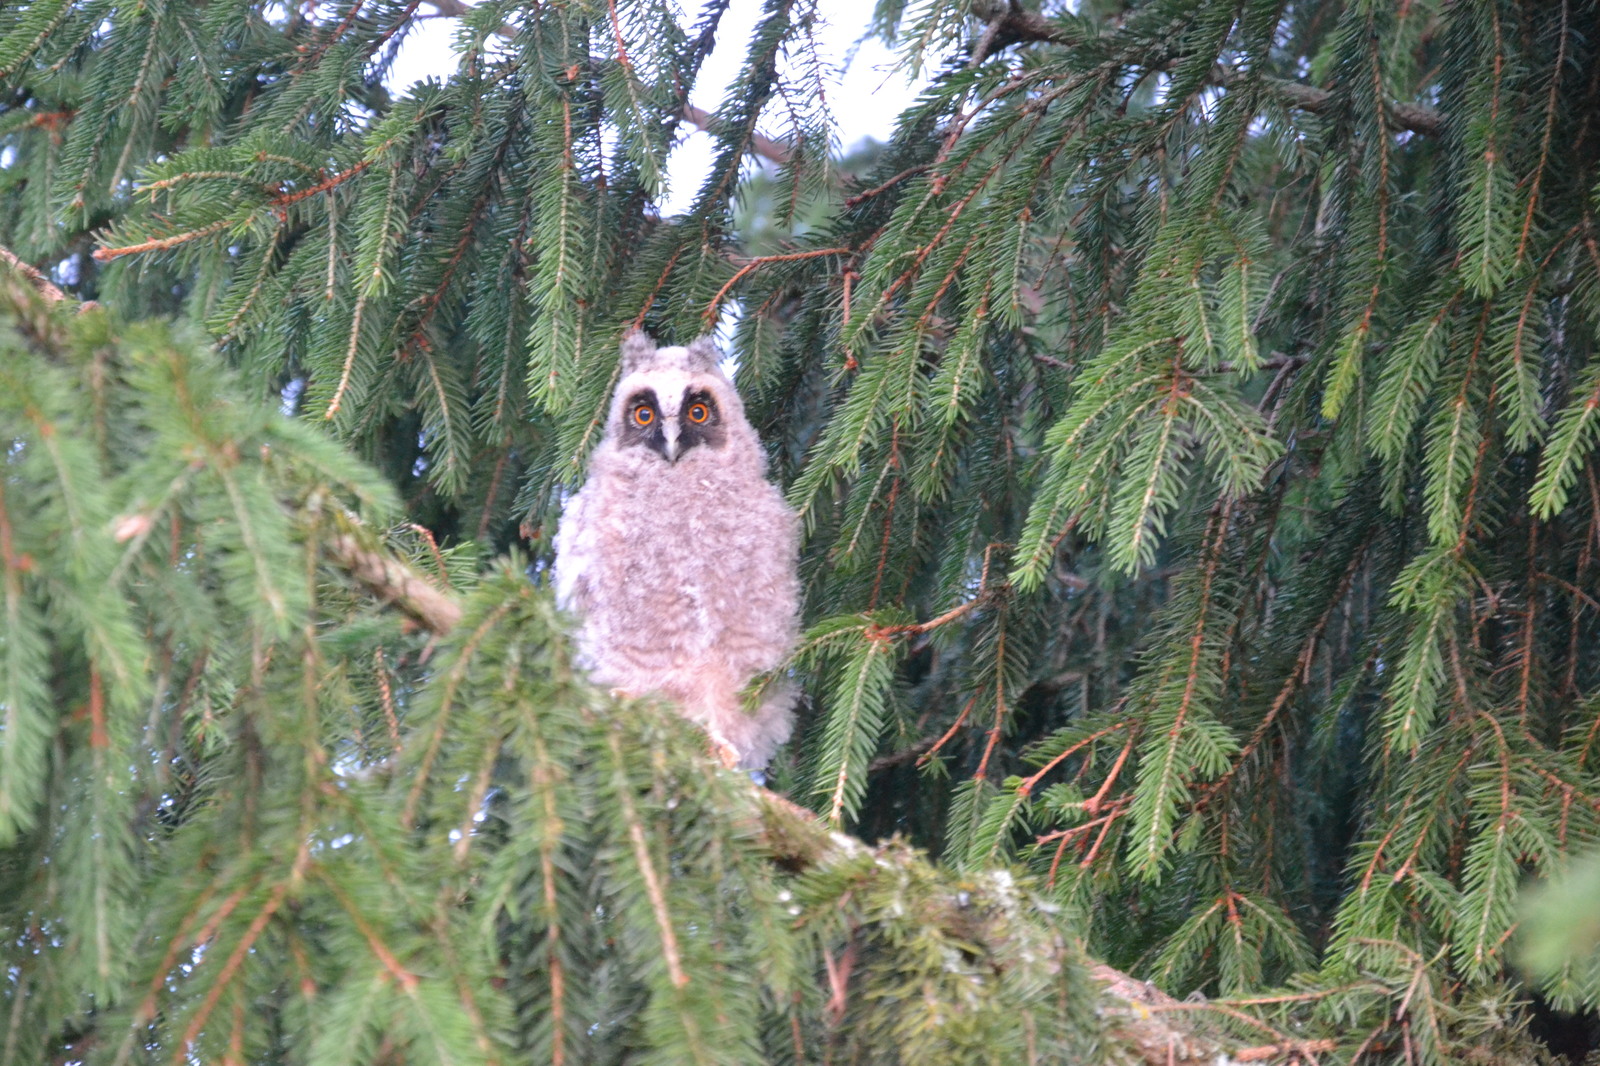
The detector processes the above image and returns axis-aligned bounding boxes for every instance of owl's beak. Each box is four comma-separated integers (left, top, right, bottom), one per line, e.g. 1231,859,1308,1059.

661,421,681,463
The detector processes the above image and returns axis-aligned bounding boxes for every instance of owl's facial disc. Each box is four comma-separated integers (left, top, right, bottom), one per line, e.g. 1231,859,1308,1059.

618,384,725,463
676,389,724,459
620,389,671,460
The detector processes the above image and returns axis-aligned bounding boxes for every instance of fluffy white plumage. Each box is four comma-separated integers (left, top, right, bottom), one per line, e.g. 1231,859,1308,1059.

552,332,800,768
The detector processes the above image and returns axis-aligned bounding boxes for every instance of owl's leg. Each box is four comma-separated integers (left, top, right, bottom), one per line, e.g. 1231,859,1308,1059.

615,681,742,768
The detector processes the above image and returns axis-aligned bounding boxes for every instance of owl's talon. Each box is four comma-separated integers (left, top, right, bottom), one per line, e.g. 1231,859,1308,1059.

712,736,742,769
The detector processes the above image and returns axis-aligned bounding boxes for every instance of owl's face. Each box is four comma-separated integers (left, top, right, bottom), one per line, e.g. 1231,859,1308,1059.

599,334,756,472
617,377,727,464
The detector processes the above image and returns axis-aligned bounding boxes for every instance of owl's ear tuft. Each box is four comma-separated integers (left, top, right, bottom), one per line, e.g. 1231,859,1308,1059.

684,335,721,373
620,330,658,375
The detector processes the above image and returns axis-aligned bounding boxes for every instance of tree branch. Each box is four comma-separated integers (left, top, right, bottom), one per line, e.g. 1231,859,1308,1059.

0,245,67,304
2,244,462,638
745,786,1257,1066
413,4,793,166
325,533,464,635
1259,75,1443,138
679,102,792,166
866,735,937,771
968,1,1444,138
333,562,1277,1066
968,1,1077,64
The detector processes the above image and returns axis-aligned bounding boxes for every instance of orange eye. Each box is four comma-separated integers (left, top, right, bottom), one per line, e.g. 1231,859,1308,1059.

687,402,710,424
632,405,654,427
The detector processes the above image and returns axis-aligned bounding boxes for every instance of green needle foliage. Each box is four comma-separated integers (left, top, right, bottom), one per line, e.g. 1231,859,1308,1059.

0,279,1099,1064
5,0,1600,1061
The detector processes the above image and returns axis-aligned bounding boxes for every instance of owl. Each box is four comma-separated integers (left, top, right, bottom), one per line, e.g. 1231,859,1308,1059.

552,332,800,769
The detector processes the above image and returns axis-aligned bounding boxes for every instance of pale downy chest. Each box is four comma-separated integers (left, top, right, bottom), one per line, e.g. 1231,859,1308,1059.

584,458,785,658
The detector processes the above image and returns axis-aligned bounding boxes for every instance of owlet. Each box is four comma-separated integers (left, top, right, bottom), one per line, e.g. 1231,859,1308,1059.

552,332,800,769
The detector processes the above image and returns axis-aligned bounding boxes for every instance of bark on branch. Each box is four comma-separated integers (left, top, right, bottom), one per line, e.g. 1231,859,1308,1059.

325,533,465,634
0,245,67,304
680,103,792,167
1253,75,1443,138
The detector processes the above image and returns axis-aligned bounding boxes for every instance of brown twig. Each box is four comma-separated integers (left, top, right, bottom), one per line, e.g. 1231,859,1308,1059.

702,246,852,323
678,102,791,167
865,589,992,643
867,735,939,772
1018,719,1130,796
93,158,378,262
916,695,977,767
844,164,932,208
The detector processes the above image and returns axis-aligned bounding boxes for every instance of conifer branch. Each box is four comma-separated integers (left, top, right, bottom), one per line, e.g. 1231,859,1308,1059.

1263,75,1443,138
844,164,932,208
607,733,690,989
178,863,303,1051
916,694,976,767
678,103,792,166
0,245,66,304
415,0,794,168
325,533,464,635
423,1,777,174
297,552,1290,1064
1018,719,1130,797
866,734,938,771
965,1,1444,136
702,246,852,323
321,874,422,993
307,561,1284,1066
92,158,378,262
90,217,237,262
750,787,1250,1066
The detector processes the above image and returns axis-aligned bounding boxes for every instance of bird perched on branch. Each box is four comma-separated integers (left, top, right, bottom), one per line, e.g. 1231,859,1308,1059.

553,331,800,769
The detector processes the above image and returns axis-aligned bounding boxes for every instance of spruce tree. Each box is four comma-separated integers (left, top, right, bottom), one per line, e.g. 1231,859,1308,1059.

4,0,1600,1062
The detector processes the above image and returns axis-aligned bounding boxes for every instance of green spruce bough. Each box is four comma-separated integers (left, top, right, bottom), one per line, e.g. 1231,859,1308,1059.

4,0,1600,1061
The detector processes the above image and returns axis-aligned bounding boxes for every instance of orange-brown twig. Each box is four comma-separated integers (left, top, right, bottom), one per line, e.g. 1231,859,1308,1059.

94,158,377,262
1017,719,1131,797
917,695,978,768
702,247,852,324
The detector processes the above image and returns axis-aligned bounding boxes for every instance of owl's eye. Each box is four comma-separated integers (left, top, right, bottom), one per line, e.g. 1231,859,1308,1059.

632,405,655,427
687,402,711,424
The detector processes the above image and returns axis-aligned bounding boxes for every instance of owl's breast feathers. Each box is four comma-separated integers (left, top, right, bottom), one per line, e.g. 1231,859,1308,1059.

551,331,800,768
554,449,800,682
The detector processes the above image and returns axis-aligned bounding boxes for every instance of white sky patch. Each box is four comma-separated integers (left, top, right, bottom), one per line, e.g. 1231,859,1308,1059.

387,0,931,215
